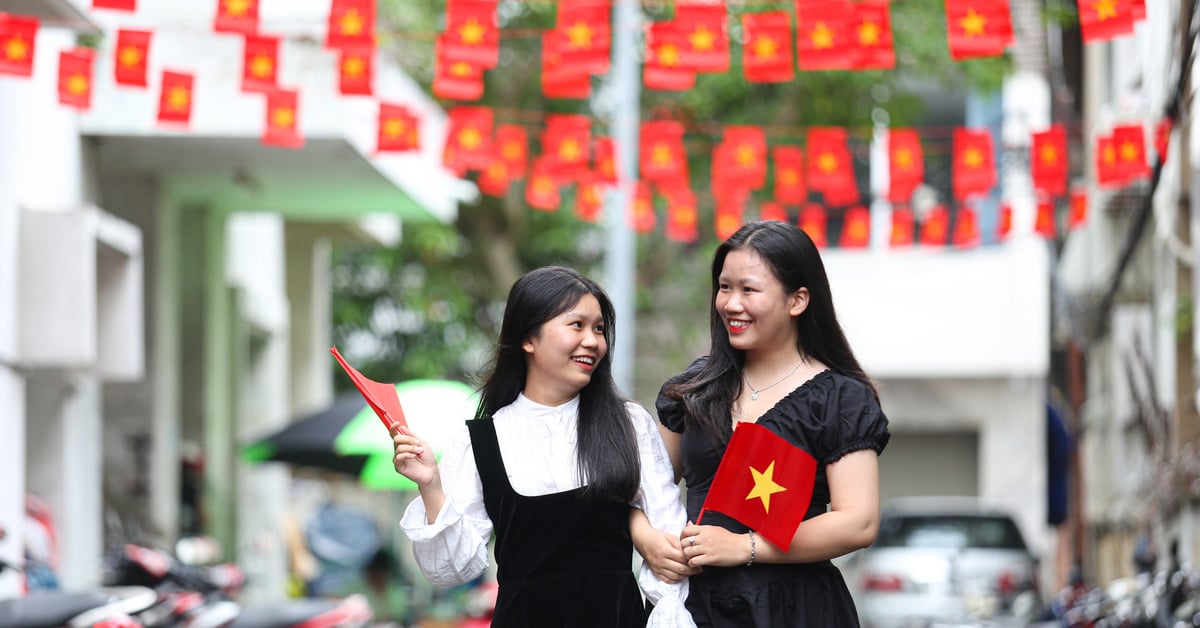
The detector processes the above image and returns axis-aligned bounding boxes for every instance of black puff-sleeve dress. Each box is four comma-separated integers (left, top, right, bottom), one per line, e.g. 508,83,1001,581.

657,359,890,628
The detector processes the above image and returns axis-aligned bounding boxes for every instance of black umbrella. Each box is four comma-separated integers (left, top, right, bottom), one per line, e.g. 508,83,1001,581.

242,393,370,477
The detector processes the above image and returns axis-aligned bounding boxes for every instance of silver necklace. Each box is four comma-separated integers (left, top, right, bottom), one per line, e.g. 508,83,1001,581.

744,360,805,401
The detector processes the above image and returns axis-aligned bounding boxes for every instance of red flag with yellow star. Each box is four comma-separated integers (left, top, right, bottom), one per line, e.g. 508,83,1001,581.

806,127,859,206
839,206,871,248
639,120,687,185
890,207,915,247
214,0,259,35
542,114,591,181
644,22,696,91
629,181,657,232
1031,125,1068,197
1095,133,1122,188
58,48,94,110
495,124,528,180
799,204,828,247
0,13,37,78
952,205,981,247
445,105,493,172
851,0,895,69
888,129,924,203
715,195,745,241
664,185,700,243
542,30,592,99
1068,188,1088,229
1078,0,1134,42
377,103,420,153
477,157,511,198
699,422,817,551
594,136,618,184
1112,123,1149,182
262,88,303,149
326,0,374,50
434,39,485,101
444,0,499,68
526,157,561,211
156,70,194,127
574,172,605,222
114,29,152,87
338,45,374,96
715,126,767,190
556,0,610,75
796,0,854,71
952,127,996,200
1034,200,1057,238
675,1,730,73
741,11,794,83
920,204,951,245
997,203,1013,240
944,0,1013,60
758,201,788,223
241,34,279,93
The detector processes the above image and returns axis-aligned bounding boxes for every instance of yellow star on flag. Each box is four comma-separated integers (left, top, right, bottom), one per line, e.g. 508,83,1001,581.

458,18,485,45
894,147,913,168
1102,144,1117,164
718,213,740,236
690,25,716,51
533,177,554,195
224,0,250,16
271,107,294,128
657,43,680,66
1039,144,1058,164
566,21,593,49
745,461,788,513
780,169,799,186
250,55,274,78
959,8,987,36
383,118,404,139
1093,0,1118,19
340,9,364,36
450,61,474,78
1119,141,1139,162
67,74,89,95
858,21,880,46
752,35,778,60
963,147,984,168
818,152,839,173
559,139,582,162
736,145,757,167
502,141,523,161
3,37,27,61
166,86,190,111
342,56,365,77
811,22,835,49
678,207,697,225
118,46,142,67
458,127,482,150
847,219,868,241
651,143,674,166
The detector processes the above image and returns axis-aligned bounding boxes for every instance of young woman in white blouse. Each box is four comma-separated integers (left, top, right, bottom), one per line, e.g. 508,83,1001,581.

390,266,693,627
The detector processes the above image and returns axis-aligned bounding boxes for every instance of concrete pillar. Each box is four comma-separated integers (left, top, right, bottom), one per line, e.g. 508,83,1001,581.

151,197,182,544
286,231,333,415
204,208,235,558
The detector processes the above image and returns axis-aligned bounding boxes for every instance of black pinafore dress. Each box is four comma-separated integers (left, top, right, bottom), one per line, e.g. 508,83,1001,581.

468,418,649,628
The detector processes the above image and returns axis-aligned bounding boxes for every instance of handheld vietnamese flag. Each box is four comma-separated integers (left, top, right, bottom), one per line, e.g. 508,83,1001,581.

58,48,95,110
156,70,194,127
215,0,259,35
699,422,817,551
330,346,407,433
0,14,37,78
114,29,152,87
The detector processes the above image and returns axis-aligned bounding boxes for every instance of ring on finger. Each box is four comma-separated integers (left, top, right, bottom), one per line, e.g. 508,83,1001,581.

689,537,696,547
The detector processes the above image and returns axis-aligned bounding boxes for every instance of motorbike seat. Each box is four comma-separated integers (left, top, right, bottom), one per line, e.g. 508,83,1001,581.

0,591,114,628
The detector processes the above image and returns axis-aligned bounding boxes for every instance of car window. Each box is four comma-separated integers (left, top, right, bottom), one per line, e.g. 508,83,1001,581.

874,515,1027,550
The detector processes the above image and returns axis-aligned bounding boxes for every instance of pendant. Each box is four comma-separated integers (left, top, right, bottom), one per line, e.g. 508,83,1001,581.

751,391,758,401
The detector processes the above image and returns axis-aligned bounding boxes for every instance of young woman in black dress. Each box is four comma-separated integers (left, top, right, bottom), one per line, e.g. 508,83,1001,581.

632,220,890,626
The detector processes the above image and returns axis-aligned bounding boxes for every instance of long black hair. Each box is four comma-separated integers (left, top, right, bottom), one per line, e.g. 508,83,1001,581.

668,220,878,444
474,266,640,502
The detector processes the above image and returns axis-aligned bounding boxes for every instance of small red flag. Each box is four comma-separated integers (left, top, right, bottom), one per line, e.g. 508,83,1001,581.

890,207,915,247
93,0,136,11
772,145,807,206
0,14,37,78
741,11,794,83
542,114,592,181
944,0,1013,60
262,88,304,150
758,201,788,223
495,124,529,180
330,346,407,432
594,136,618,184
241,34,279,93
919,204,951,245
951,205,981,247
1031,125,1068,197
629,181,657,233
664,185,699,243
542,30,592,99
888,129,924,203
478,158,512,198
556,0,611,75
1035,199,1057,238
434,40,485,101
215,0,259,35
644,23,696,91
1096,134,1122,188
114,29,152,87
1068,188,1088,229
327,0,375,50
377,103,420,153
574,173,605,222
1078,0,1134,42
58,48,95,110
445,105,493,173
444,0,500,68
715,195,745,241
715,126,767,190
338,45,374,96
807,127,858,206
639,120,688,185
526,157,561,211
952,127,997,200
699,422,817,551
796,0,855,71
676,1,730,72
156,70,194,127
1112,123,1149,182
839,206,871,248
852,1,895,69
799,204,828,248
997,203,1013,240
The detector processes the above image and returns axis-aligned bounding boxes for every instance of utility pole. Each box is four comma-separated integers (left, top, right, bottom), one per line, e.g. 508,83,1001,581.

604,0,641,393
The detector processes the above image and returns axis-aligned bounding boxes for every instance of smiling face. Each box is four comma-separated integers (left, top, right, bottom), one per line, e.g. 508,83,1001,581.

716,248,807,355
521,293,607,406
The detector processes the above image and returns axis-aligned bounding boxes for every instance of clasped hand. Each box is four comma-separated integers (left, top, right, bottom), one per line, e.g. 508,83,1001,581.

680,522,752,568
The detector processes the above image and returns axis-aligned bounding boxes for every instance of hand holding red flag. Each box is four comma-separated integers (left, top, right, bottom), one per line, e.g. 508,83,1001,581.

330,346,408,434
698,422,817,551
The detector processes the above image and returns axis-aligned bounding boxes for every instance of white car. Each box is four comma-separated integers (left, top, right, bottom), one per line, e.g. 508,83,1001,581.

840,497,1042,627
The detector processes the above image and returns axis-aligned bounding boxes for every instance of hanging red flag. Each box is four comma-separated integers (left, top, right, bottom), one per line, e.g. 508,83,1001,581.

997,203,1013,240
951,205,981,247
839,206,871,248
799,204,828,247
1034,199,1057,238
699,422,817,551
919,205,951,245
0,14,36,78
156,70,194,127
215,0,259,35
952,127,997,200
1031,125,1068,197
676,0,730,72
433,40,485,101
574,172,605,223
58,48,95,110
495,124,528,180
645,22,696,91
262,88,304,149
327,0,375,50
338,45,374,96
772,146,807,206
444,105,493,173
526,156,562,211
640,120,687,185
114,29,152,87
717,125,767,190
542,114,591,182
807,127,858,206
1112,123,1149,182
478,157,511,197
93,0,136,11
629,181,657,233
377,103,420,153
444,0,499,68
852,1,895,69
1078,0,1134,42
715,195,744,241
944,0,1013,60
594,136,618,184
796,0,854,71
556,0,611,75
758,201,788,222
890,206,915,247
330,346,407,432
1068,188,1088,229
888,129,924,203
664,185,699,243
542,30,591,99
1095,134,1122,188
241,34,279,93
741,11,794,83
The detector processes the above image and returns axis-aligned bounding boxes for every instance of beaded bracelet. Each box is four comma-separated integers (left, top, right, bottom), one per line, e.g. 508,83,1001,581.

746,530,757,566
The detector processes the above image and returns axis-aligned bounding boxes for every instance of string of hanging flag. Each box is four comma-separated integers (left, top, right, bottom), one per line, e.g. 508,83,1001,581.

0,0,1166,247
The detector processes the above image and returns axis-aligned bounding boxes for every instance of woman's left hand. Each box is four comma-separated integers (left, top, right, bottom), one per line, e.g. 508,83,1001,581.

680,523,754,568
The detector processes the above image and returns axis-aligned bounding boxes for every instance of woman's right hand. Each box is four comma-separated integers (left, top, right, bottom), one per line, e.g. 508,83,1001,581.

391,424,439,488
638,528,700,584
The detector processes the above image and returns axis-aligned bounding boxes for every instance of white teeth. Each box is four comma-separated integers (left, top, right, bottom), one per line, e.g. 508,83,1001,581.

573,356,594,365
729,321,750,328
